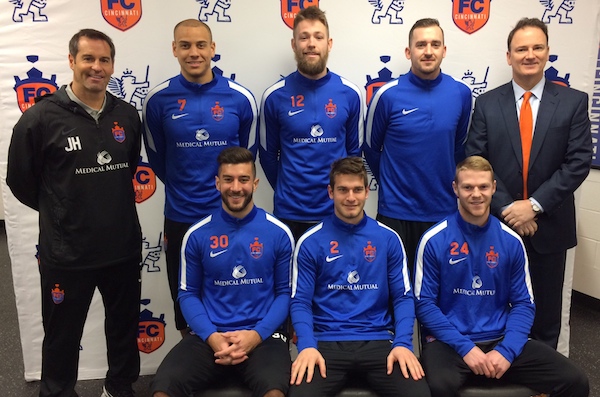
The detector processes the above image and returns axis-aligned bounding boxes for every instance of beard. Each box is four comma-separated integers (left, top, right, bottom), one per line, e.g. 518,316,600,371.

295,50,328,77
221,191,253,214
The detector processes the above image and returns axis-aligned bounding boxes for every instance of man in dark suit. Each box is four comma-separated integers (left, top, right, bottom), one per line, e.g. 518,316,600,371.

466,17,592,350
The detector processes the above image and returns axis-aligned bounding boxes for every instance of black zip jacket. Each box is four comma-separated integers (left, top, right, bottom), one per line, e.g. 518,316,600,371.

7,86,142,270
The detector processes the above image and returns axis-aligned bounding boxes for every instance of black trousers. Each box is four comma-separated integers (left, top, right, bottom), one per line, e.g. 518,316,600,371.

376,214,435,277
421,339,588,397
39,260,141,397
524,238,567,349
288,341,431,397
164,218,194,330
278,218,318,242
151,333,291,397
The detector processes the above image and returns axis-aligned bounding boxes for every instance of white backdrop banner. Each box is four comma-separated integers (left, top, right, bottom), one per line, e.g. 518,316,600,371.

1,0,599,381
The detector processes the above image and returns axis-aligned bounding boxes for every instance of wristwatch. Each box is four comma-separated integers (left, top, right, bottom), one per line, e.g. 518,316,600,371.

529,198,541,215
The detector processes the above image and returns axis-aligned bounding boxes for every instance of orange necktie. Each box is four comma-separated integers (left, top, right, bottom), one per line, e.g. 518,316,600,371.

520,91,533,198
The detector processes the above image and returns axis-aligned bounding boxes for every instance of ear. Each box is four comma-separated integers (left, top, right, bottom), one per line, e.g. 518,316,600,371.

328,185,334,200
210,41,216,59
452,181,458,198
68,54,75,70
405,46,411,60
172,41,177,57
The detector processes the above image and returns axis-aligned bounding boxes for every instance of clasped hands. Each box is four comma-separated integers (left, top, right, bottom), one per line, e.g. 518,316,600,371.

207,329,262,366
501,200,538,237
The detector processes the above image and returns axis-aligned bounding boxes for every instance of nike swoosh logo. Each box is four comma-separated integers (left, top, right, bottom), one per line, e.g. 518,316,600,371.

210,250,227,258
171,113,189,120
402,108,418,115
288,109,304,117
449,257,467,265
326,255,343,263
61,128,76,135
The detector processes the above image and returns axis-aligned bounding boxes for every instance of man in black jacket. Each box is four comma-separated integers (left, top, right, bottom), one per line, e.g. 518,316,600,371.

7,29,142,397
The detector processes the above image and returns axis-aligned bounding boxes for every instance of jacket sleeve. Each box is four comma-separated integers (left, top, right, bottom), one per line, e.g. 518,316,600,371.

7,109,43,211
178,230,218,341
465,96,514,213
236,88,259,158
362,89,388,181
290,237,319,352
128,109,142,178
414,235,476,357
529,92,592,213
494,237,535,363
141,93,167,182
387,231,416,349
253,227,294,340
454,83,472,164
345,87,364,157
258,90,280,189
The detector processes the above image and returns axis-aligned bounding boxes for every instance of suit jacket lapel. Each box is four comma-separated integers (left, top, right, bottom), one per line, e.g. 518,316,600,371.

530,81,558,167
498,84,523,168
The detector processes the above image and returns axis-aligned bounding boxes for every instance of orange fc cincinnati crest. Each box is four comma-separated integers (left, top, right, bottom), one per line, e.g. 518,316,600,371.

452,0,491,35
363,241,376,262
250,237,263,259
138,302,166,354
133,157,156,203
486,246,499,268
112,122,126,143
101,0,142,32
52,284,64,304
281,0,319,29
325,99,337,119
212,101,225,121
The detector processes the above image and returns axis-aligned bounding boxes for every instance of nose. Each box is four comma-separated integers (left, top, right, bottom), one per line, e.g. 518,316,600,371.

230,179,243,192
424,44,433,55
526,48,535,58
91,60,102,70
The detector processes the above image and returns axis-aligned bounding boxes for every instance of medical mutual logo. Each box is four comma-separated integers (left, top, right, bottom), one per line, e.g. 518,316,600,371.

452,0,491,34
101,0,142,32
281,0,319,29
14,55,58,113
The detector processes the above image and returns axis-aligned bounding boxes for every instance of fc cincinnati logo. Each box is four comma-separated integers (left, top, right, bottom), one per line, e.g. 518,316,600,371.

52,284,65,304
101,0,142,32
133,157,156,203
363,241,376,262
280,0,319,29
212,101,225,121
452,0,491,34
138,299,166,354
365,55,394,105
325,99,337,119
250,237,263,259
14,55,58,113
485,246,499,269
112,122,126,143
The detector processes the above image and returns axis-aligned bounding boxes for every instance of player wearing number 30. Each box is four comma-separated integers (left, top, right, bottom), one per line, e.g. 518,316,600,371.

151,147,294,397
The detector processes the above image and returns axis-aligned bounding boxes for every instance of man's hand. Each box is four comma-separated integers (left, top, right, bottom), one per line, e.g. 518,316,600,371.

290,347,326,385
207,332,244,365
486,350,511,379
386,346,424,380
221,330,262,355
463,346,496,378
514,220,538,237
501,200,536,229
